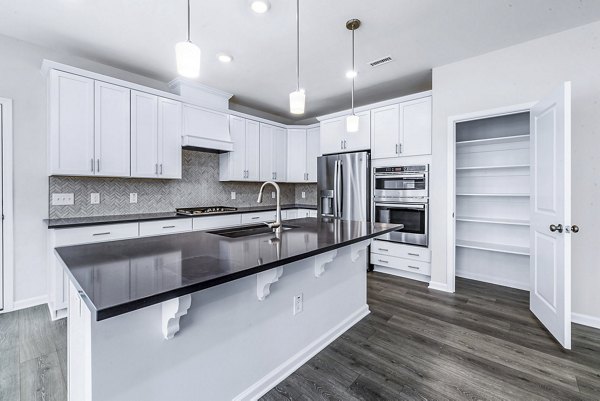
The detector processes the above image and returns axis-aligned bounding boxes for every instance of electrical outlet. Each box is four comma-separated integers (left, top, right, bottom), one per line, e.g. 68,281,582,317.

51,193,74,206
301,191,306,199
271,191,275,199
231,191,236,200
293,293,303,315
130,193,138,203
90,193,100,204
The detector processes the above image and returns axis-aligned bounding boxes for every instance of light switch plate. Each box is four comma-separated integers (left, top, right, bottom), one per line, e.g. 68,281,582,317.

130,193,138,203
51,193,74,206
231,191,236,200
271,192,275,199
90,193,100,204
301,192,306,199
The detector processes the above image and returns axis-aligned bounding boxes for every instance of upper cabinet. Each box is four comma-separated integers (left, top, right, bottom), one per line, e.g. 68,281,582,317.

220,116,260,181
259,123,287,182
371,96,432,159
287,127,320,182
320,111,370,155
131,91,182,179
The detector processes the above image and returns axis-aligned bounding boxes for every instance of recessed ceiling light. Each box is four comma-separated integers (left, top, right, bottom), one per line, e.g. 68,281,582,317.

217,53,233,63
345,70,358,79
250,0,270,13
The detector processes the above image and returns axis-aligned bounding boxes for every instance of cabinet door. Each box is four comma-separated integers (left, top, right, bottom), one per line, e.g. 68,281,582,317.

286,129,307,182
400,97,431,156
131,91,159,178
49,70,95,175
158,98,182,179
273,126,287,181
345,111,371,152
94,81,131,177
245,120,260,181
320,117,344,155
371,104,400,160
259,123,275,181
306,127,320,182
228,116,247,180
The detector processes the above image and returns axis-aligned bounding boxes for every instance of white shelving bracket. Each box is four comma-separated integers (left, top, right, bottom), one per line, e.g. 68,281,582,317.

257,267,284,301
161,294,192,340
350,240,371,262
314,250,338,278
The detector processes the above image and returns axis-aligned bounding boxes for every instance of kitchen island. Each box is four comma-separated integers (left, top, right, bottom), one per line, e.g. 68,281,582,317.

55,217,400,401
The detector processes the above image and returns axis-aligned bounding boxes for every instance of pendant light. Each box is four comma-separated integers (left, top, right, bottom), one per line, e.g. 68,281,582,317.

176,0,201,78
346,19,361,132
289,0,305,114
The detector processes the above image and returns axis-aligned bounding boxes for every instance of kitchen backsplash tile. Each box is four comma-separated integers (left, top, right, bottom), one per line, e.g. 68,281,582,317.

49,150,317,219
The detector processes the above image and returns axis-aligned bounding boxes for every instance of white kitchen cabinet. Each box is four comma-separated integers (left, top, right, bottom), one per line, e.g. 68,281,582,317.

287,128,320,182
131,92,182,179
193,214,242,231
139,218,192,237
181,103,231,151
49,70,95,175
320,111,370,155
371,96,432,159
220,116,260,181
94,81,131,177
260,123,287,182
241,211,278,225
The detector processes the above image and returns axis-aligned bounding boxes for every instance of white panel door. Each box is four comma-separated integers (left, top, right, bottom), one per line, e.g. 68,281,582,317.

371,104,400,159
273,126,287,181
320,117,344,155
228,116,247,180
245,120,261,181
287,129,307,182
158,98,182,179
131,91,159,178
94,81,130,177
49,70,95,175
400,97,432,156
305,127,320,182
259,123,275,181
345,111,371,152
530,82,572,349
0,104,2,310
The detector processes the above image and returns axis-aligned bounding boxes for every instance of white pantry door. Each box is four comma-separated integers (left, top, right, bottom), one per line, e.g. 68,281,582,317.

530,82,572,349
0,104,2,310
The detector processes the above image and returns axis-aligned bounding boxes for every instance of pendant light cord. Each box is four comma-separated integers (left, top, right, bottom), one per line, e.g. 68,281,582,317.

296,0,300,92
187,0,191,42
351,28,355,114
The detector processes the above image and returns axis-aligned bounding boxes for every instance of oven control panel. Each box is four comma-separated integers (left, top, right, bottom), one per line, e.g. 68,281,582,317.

374,165,428,174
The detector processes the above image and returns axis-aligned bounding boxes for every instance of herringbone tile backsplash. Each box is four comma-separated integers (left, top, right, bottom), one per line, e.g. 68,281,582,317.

49,150,317,219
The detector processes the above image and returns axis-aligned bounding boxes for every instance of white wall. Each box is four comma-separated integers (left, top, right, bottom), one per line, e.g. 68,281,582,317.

0,34,172,308
430,21,600,321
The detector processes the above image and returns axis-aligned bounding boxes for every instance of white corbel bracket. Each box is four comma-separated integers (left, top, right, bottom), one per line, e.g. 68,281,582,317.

350,240,371,262
257,267,283,301
314,250,338,278
162,294,192,340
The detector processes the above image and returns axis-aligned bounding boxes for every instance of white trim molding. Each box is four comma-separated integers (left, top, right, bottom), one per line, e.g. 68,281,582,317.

572,313,600,330
0,97,14,313
428,281,452,293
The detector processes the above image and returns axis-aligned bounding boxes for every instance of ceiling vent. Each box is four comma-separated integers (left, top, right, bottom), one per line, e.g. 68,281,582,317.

369,56,393,67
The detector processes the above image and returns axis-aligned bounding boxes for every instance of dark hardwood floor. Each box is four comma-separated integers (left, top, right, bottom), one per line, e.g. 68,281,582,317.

261,272,600,401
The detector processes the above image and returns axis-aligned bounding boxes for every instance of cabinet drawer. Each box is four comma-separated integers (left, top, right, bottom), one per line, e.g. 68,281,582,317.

241,211,277,225
54,223,139,246
371,240,431,262
193,214,242,231
139,219,192,237
371,253,431,275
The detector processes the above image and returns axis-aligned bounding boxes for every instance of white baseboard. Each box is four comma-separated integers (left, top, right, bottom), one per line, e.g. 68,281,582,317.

456,271,529,291
11,295,47,312
428,280,452,293
233,305,370,401
373,266,430,283
572,312,600,330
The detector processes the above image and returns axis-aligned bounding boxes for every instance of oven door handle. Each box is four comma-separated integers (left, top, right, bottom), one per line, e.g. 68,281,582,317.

374,173,426,179
375,203,426,210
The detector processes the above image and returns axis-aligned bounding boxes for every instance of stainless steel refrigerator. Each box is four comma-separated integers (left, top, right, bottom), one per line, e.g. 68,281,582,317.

317,151,370,221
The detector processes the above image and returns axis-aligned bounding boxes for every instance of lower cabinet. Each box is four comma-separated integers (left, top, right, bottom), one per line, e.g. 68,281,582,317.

139,219,192,237
371,239,431,276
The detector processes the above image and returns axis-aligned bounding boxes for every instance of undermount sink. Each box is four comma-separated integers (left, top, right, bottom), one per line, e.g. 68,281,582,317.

208,224,299,238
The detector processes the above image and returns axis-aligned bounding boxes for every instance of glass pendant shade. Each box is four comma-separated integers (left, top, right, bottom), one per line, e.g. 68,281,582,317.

289,90,305,114
176,40,201,78
346,114,359,132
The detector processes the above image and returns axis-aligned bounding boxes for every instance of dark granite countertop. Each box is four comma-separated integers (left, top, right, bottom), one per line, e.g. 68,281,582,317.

54,218,400,321
45,204,317,229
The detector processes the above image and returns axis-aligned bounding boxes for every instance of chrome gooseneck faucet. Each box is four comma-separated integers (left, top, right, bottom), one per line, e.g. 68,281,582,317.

257,181,283,234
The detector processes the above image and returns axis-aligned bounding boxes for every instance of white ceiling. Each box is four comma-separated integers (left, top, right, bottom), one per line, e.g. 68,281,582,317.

2,0,600,123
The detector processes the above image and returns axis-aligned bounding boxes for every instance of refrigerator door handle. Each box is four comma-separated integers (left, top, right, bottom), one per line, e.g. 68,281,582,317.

337,160,343,218
333,159,339,217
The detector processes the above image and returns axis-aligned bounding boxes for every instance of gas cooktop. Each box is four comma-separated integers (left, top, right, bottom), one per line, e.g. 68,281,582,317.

176,206,238,216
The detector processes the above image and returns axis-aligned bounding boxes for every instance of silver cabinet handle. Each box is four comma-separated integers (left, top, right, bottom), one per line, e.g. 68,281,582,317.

162,225,175,229
92,232,111,236
344,140,347,149
395,144,399,154
407,265,420,270
408,253,420,257
160,164,163,175
377,259,389,264
398,143,402,153
340,140,343,149
274,172,277,180
97,159,100,172
251,216,260,220
155,164,158,174
378,248,389,252
91,158,94,173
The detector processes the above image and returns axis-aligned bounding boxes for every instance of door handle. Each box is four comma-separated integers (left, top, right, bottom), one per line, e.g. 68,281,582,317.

566,225,580,233
549,224,563,233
